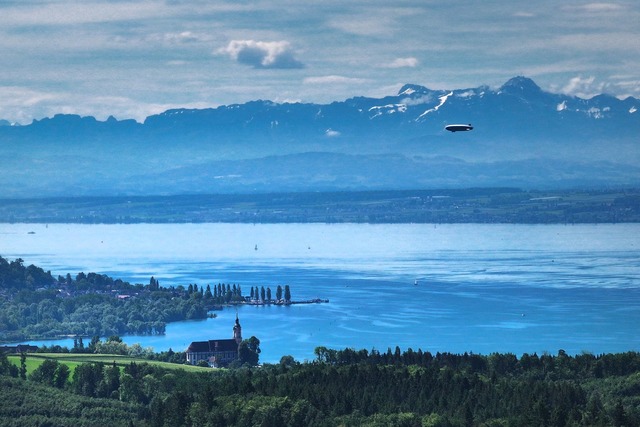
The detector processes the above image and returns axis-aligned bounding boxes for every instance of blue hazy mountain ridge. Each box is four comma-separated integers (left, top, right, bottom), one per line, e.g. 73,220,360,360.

0,76,639,197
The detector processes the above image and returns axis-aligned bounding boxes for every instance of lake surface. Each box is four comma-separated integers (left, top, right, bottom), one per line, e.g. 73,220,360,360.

1,223,639,363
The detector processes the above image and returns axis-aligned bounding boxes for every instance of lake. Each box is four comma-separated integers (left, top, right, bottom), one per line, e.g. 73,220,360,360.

1,222,639,363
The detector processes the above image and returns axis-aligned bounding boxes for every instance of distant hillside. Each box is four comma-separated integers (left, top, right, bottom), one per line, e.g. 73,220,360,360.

1,189,638,224
0,76,638,197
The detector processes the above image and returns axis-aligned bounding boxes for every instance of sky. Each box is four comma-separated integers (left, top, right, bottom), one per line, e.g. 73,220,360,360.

1,0,639,124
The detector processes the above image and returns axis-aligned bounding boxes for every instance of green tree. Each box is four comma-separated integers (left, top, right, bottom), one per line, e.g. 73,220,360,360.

95,336,128,354
0,352,18,377
95,363,120,399
89,336,100,352
19,352,27,379
54,363,70,388
284,285,291,302
279,355,297,368
314,346,338,364
612,400,627,427
29,359,59,386
238,336,261,366
73,362,104,397
119,372,144,403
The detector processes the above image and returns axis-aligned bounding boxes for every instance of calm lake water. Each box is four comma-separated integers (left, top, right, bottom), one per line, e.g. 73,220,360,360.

1,223,639,363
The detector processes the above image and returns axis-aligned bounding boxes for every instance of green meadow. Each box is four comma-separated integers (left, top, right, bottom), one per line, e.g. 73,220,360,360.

8,353,210,376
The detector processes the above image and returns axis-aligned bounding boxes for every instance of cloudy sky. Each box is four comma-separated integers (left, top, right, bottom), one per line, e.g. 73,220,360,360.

1,0,638,123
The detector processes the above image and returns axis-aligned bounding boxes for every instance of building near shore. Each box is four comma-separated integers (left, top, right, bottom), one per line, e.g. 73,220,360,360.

0,344,38,353
185,314,242,367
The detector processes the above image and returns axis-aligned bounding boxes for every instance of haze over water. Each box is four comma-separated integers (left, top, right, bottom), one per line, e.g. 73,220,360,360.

1,223,639,363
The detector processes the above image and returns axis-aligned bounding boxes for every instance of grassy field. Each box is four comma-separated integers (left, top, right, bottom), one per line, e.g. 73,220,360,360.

7,353,211,376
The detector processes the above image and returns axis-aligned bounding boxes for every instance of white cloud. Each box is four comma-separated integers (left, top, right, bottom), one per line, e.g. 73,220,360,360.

400,94,433,106
325,128,341,137
605,77,640,98
561,76,611,98
575,3,624,13
328,15,395,36
303,75,368,85
326,6,418,37
0,86,59,124
0,1,169,26
217,40,304,69
163,31,210,44
612,79,640,90
555,33,640,52
0,85,212,123
563,76,596,93
513,11,536,18
0,1,252,27
385,57,418,68
1,0,639,122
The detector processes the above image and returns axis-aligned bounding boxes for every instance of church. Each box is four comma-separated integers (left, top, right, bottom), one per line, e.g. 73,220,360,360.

185,314,242,367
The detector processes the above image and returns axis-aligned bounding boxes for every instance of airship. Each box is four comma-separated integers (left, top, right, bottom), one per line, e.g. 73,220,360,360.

445,123,473,132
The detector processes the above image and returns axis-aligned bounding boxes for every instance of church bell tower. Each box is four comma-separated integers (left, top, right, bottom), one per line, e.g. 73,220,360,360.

233,312,242,345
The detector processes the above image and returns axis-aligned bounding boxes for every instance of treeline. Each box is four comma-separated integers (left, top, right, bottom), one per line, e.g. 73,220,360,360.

36,335,186,364
0,282,208,342
0,255,288,343
2,347,640,426
0,256,57,291
186,283,292,305
313,346,640,378
248,284,291,303
187,282,238,303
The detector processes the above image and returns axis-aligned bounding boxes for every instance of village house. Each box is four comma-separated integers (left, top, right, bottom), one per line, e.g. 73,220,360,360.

0,344,39,353
185,314,242,367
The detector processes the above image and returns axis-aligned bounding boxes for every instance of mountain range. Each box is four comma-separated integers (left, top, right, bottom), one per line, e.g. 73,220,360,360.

1,76,638,198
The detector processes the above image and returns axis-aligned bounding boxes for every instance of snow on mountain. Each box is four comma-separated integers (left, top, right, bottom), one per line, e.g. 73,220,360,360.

398,87,416,96
0,76,638,197
368,103,408,118
416,91,453,121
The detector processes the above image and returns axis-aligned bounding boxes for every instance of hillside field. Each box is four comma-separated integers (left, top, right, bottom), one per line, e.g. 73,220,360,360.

7,352,209,377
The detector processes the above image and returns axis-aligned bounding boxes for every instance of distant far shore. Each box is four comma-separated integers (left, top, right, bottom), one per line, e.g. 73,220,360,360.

0,188,639,224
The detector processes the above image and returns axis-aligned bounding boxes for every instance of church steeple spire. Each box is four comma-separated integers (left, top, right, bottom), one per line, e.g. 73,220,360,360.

233,312,242,345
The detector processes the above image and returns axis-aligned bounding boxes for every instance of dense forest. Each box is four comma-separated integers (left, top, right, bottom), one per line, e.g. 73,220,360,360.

0,256,289,343
2,346,640,426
